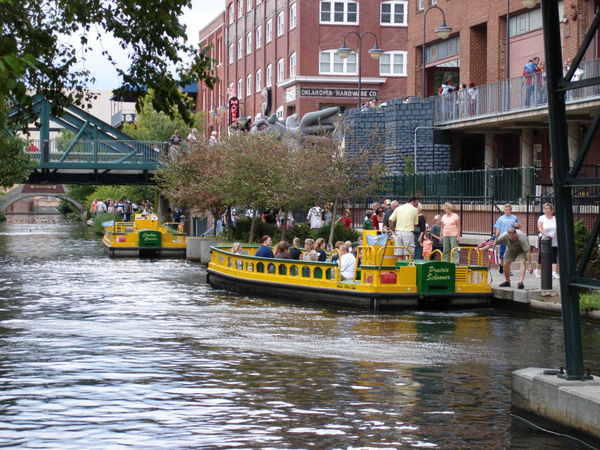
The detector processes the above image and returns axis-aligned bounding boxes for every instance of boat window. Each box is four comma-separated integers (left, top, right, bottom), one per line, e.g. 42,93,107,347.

246,262,254,272
290,265,298,276
301,266,311,278
228,257,233,268
257,262,265,273
236,259,243,270
314,267,323,279
325,268,332,280
218,254,225,263
268,263,275,274
278,265,287,275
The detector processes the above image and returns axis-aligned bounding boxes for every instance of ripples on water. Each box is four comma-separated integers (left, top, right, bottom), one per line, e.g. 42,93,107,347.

0,222,598,449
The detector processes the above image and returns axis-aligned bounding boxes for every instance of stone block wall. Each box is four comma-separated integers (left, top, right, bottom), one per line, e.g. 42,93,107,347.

345,97,451,176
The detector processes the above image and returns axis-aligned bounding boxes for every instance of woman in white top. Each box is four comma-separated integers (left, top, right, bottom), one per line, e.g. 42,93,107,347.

535,203,559,279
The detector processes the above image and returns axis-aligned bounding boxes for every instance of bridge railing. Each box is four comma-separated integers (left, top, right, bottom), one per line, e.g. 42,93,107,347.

25,139,165,166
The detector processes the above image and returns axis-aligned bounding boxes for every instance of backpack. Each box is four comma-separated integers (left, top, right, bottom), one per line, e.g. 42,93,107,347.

524,61,536,74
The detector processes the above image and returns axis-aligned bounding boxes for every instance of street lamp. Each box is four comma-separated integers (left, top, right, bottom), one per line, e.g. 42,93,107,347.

214,94,229,114
422,5,452,98
337,31,383,109
208,102,221,133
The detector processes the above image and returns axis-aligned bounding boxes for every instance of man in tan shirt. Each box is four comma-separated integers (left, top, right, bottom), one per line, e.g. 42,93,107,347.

388,197,419,261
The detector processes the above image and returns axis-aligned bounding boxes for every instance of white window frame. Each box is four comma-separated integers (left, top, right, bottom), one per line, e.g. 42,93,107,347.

266,64,272,87
431,0,437,4
380,1,407,26
237,38,243,59
256,69,262,92
276,105,284,120
379,51,407,76
417,0,424,11
246,32,252,54
277,58,284,83
247,0,252,11
238,0,243,18
319,1,358,25
238,78,243,99
229,3,234,24
290,3,297,30
319,50,357,75
256,0,261,4
228,44,234,65
277,11,285,37
266,19,273,43
256,26,262,49
289,52,296,78
246,74,252,97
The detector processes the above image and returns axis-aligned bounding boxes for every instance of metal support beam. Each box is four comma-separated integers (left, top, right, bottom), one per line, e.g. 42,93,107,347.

542,0,584,379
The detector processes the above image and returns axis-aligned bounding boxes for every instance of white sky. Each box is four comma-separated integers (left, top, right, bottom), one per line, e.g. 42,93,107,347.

77,0,225,90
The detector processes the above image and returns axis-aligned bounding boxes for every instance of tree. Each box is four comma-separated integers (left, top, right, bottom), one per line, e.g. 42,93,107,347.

122,89,204,142
0,134,36,189
1,0,218,187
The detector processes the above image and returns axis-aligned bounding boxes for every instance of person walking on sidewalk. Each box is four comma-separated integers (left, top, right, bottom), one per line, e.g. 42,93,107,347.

494,228,533,289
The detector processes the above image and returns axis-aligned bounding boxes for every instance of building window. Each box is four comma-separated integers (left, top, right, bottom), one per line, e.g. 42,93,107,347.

277,58,284,83
290,3,297,30
266,19,273,43
229,44,234,65
246,74,252,97
247,0,252,11
319,50,357,74
238,0,243,18
237,38,243,59
277,11,285,37
276,105,284,120
256,0,261,4
238,78,243,98
256,26,262,49
289,52,296,78
417,0,424,11
256,69,262,92
246,32,252,54
229,3,234,23
508,4,555,37
320,1,358,24
381,2,407,26
379,51,407,76
266,64,272,87
431,0,437,4
425,35,460,64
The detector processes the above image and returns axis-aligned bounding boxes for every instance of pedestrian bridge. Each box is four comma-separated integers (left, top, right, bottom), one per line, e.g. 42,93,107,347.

0,184,86,213
19,96,166,185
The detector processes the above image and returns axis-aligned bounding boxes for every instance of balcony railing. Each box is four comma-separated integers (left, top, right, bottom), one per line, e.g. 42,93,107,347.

434,58,600,123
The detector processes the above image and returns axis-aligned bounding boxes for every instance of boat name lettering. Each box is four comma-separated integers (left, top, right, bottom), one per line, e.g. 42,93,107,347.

426,266,451,281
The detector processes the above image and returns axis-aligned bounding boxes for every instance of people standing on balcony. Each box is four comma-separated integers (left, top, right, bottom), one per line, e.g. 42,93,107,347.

494,204,521,274
467,81,477,116
456,84,467,118
523,57,541,108
537,61,547,104
439,78,454,120
440,202,461,264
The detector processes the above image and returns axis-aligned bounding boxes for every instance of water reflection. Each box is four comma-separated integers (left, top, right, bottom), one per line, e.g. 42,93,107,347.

0,222,597,449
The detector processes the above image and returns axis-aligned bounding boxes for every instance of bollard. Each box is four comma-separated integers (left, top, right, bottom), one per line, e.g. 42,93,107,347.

540,236,553,290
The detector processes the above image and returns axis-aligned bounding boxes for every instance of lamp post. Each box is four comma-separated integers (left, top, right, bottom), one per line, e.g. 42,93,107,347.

422,6,452,98
207,102,221,133
337,31,383,109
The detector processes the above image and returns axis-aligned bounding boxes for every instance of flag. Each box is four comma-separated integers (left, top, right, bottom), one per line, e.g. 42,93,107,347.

366,233,389,247
102,220,115,227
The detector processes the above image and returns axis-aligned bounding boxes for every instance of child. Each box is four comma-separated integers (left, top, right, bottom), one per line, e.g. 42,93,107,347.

422,232,433,260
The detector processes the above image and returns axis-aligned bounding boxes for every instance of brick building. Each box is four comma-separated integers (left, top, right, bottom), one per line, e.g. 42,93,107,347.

198,0,409,137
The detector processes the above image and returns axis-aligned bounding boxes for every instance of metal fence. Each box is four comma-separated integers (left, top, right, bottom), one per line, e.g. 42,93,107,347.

434,58,600,123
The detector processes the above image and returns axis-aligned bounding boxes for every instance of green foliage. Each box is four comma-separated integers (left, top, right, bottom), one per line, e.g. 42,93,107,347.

579,291,600,312
92,213,117,234
1,0,217,136
65,185,96,206
231,218,280,243
403,156,414,174
0,211,5,221
122,89,204,142
0,133,36,189
314,222,359,243
85,186,156,211
57,200,78,217
574,220,600,278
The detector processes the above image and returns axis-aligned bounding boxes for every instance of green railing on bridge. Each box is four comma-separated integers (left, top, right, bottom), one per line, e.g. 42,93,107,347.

27,139,167,169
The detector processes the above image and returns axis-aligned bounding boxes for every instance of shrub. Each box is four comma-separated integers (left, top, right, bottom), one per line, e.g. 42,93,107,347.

92,213,117,234
579,291,600,312
0,211,5,221
574,220,600,278
231,217,280,243
314,222,359,244
57,200,78,217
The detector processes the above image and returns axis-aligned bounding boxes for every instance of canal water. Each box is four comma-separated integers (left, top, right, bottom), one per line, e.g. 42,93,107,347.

0,221,599,449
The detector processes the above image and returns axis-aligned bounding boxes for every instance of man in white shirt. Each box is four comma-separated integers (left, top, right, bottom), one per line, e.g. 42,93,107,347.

306,202,324,230
339,244,356,281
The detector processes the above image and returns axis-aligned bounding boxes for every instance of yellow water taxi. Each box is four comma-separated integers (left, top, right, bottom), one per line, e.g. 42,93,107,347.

102,213,186,257
207,231,492,310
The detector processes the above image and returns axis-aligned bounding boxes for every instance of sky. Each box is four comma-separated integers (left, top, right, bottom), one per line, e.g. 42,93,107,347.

75,0,225,90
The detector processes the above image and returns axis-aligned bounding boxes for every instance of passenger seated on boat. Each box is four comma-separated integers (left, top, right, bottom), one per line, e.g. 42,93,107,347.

314,238,327,262
274,241,293,259
289,237,302,260
339,244,356,281
303,239,318,261
232,242,250,256
330,241,344,262
255,235,275,258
